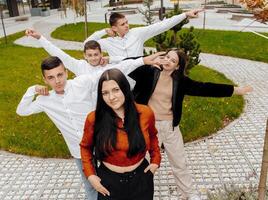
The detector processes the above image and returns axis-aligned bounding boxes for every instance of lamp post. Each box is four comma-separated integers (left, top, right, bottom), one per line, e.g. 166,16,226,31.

0,5,7,44
160,0,164,20
84,0,88,39
203,0,207,29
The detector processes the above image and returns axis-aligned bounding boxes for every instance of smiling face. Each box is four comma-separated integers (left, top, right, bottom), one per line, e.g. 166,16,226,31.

162,50,180,72
111,17,129,37
101,80,125,112
84,48,102,66
43,64,67,94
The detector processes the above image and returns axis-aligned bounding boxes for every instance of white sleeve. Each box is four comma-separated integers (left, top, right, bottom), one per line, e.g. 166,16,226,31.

73,58,143,94
16,86,43,116
38,36,82,76
109,56,125,64
108,58,144,75
134,13,187,42
72,74,97,93
83,29,108,52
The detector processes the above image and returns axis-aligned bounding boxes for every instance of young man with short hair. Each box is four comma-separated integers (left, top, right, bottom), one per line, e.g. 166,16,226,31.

84,9,202,58
25,29,124,77
16,53,162,200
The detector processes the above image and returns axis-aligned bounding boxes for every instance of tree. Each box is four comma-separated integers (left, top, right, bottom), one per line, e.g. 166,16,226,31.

139,0,155,25
153,4,201,74
61,0,88,38
240,0,268,23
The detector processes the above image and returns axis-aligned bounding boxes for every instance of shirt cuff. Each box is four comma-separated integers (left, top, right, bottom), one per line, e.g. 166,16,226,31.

136,57,145,66
25,85,37,97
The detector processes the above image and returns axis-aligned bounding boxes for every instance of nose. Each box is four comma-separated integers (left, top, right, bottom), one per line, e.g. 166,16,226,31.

55,77,60,83
109,92,116,101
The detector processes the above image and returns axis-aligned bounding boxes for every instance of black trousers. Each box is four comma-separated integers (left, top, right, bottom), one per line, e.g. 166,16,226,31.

97,159,154,200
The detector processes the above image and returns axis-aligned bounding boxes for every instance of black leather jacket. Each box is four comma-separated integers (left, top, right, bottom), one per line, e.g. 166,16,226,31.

129,65,234,127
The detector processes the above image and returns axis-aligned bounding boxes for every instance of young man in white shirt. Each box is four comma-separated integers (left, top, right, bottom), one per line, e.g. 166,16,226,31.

16,54,162,200
25,29,124,77
84,9,202,58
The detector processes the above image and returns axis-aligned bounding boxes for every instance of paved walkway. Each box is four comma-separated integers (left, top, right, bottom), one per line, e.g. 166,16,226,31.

1,53,268,199
2,2,268,199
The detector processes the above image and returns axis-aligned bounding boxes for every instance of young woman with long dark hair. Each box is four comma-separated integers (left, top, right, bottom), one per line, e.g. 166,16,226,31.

129,50,253,200
80,69,161,200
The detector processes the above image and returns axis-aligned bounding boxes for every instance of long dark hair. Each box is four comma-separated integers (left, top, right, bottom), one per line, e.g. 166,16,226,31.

93,69,146,160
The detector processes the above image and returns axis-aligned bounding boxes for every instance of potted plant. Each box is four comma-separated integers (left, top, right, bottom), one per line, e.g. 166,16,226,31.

40,0,50,17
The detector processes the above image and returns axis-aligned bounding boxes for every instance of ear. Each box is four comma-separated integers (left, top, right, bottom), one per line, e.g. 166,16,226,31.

43,76,48,85
83,52,87,59
111,25,118,33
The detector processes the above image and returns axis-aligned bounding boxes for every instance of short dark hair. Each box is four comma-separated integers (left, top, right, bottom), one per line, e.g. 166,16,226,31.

109,12,125,26
93,69,146,160
41,56,64,76
84,40,102,53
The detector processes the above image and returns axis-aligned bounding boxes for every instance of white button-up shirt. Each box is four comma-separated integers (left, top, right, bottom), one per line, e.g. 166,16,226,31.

16,58,144,158
38,36,124,77
85,13,186,58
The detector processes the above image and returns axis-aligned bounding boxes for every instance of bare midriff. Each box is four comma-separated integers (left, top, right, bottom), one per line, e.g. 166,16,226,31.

102,158,144,173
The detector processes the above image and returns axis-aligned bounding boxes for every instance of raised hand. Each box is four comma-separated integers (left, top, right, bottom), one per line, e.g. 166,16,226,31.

143,51,167,69
185,9,204,18
25,28,41,40
99,56,109,66
88,175,110,197
35,85,49,96
233,85,253,95
105,28,116,37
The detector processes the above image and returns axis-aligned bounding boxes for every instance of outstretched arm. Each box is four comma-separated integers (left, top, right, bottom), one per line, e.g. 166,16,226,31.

233,86,253,95
83,29,110,52
184,77,253,97
134,9,203,42
26,29,84,76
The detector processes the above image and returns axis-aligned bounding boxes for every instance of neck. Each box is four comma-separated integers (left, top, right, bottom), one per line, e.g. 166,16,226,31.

56,90,64,95
162,69,174,76
114,108,125,120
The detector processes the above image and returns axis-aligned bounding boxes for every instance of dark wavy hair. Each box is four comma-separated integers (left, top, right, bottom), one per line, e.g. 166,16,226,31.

93,68,146,160
167,49,187,79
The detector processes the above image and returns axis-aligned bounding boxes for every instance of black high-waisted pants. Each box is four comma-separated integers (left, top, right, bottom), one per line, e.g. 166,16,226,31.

97,159,154,200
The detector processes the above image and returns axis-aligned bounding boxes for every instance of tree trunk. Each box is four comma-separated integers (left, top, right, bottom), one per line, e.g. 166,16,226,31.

84,0,88,39
258,119,268,200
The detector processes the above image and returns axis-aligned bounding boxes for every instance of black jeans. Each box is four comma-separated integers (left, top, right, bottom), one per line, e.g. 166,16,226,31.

97,159,154,200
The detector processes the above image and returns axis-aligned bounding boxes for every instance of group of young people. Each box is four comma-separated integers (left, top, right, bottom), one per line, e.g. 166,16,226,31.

17,8,252,200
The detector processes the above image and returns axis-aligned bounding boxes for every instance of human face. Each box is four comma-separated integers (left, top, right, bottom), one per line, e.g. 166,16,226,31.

102,80,125,113
43,64,67,94
162,51,179,72
112,17,129,37
84,48,102,66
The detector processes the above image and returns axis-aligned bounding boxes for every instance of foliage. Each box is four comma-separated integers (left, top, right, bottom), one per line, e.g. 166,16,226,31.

139,0,155,25
51,22,268,63
240,0,268,22
61,0,86,17
207,184,268,200
153,4,201,74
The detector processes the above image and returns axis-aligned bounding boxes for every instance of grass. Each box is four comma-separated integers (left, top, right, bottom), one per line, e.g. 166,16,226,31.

51,22,268,63
0,32,243,158
0,32,81,158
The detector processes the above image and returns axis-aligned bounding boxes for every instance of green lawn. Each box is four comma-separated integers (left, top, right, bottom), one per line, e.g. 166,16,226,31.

0,32,243,158
51,22,268,63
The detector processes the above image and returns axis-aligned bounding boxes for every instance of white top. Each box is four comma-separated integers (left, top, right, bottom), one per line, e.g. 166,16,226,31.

84,13,187,58
38,36,124,77
16,58,144,158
